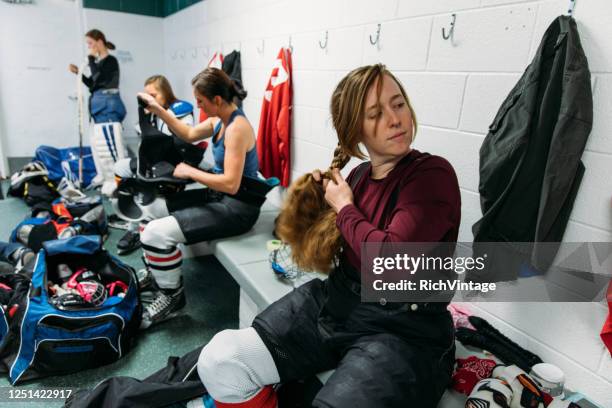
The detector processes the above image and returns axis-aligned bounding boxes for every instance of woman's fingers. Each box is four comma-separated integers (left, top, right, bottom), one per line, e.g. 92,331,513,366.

315,168,344,191
330,168,345,185
322,169,353,213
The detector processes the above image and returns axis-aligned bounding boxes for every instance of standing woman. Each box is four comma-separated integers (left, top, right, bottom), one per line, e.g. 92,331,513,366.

69,29,126,123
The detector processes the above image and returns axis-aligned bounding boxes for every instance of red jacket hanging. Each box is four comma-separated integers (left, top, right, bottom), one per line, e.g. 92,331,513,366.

601,279,612,356
257,48,292,187
198,52,224,123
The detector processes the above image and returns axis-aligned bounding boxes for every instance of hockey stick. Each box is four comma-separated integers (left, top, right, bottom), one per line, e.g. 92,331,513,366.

76,61,86,187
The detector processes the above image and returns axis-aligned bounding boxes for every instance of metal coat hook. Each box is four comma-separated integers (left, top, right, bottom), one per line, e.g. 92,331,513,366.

288,36,293,52
369,24,381,45
442,13,456,40
567,0,576,16
179,49,186,59
171,50,178,60
319,31,329,49
192,48,198,58
256,39,265,54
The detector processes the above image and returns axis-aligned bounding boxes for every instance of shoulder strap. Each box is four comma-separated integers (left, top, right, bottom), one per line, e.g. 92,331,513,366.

213,120,223,134
348,162,370,190
212,120,223,144
227,108,243,125
379,153,423,228
218,109,243,144
347,153,423,229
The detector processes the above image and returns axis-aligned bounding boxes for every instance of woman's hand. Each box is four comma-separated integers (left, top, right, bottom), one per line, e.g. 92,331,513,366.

68,64,78,74
173,162,194,180
137,92,163,115
316,168,353,213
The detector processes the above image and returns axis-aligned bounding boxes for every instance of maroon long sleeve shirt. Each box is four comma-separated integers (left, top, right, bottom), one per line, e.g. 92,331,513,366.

337,149,461,272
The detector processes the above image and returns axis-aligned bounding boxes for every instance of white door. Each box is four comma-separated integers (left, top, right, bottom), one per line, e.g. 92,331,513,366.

0,0,84,176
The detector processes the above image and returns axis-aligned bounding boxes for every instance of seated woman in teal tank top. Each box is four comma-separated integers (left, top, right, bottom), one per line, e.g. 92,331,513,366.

210,108,259,179
134,67,268,330
139,67,258,194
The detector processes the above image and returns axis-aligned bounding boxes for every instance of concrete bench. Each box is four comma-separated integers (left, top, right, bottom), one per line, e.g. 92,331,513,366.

194,201,468,407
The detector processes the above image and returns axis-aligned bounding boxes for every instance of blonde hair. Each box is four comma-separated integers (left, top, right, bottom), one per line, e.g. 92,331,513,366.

144,75,178,108
275,64,417,273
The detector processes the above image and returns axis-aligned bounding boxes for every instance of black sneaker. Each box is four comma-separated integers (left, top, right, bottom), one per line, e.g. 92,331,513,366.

117,230,141,255
139,286,186,329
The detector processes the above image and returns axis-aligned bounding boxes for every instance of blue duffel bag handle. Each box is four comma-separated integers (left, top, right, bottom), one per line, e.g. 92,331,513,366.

42,235,101,256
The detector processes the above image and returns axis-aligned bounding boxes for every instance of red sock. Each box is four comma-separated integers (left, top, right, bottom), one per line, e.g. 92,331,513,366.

214,385,277,408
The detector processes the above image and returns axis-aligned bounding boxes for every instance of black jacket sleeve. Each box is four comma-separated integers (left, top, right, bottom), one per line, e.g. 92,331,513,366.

80,56,98,90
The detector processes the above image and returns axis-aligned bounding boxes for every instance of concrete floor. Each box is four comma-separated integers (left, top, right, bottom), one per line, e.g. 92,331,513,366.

0,182,239,407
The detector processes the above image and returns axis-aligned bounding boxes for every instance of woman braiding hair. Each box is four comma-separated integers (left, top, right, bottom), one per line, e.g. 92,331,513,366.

275,64,417,273
195,63,461,407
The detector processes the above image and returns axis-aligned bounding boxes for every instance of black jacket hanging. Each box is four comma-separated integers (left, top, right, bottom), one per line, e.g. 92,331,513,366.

223,50,245,108
472,15,593,272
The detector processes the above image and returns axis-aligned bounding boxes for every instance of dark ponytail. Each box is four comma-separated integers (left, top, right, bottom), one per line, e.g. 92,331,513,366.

85,29,116,51
230,78,248,101
191,68,247,103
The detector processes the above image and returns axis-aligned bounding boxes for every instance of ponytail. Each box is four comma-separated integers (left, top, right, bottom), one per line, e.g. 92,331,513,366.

328,144,351,173
192,68,247,104
105,41,116,50
230,79,247,101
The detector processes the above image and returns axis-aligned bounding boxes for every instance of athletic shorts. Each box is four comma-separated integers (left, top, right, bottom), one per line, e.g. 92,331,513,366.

167,188,261,244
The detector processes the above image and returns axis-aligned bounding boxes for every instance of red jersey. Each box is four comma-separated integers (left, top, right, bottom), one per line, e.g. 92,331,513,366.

257,48,293,186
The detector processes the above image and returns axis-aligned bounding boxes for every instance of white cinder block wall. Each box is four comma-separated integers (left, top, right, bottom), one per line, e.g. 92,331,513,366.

0,2,165,169
163,0,612,404
0,0,82,162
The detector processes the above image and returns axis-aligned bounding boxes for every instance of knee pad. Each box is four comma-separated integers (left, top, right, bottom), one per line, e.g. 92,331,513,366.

197,330,242,395
140,219,170,247
197,328,277,403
